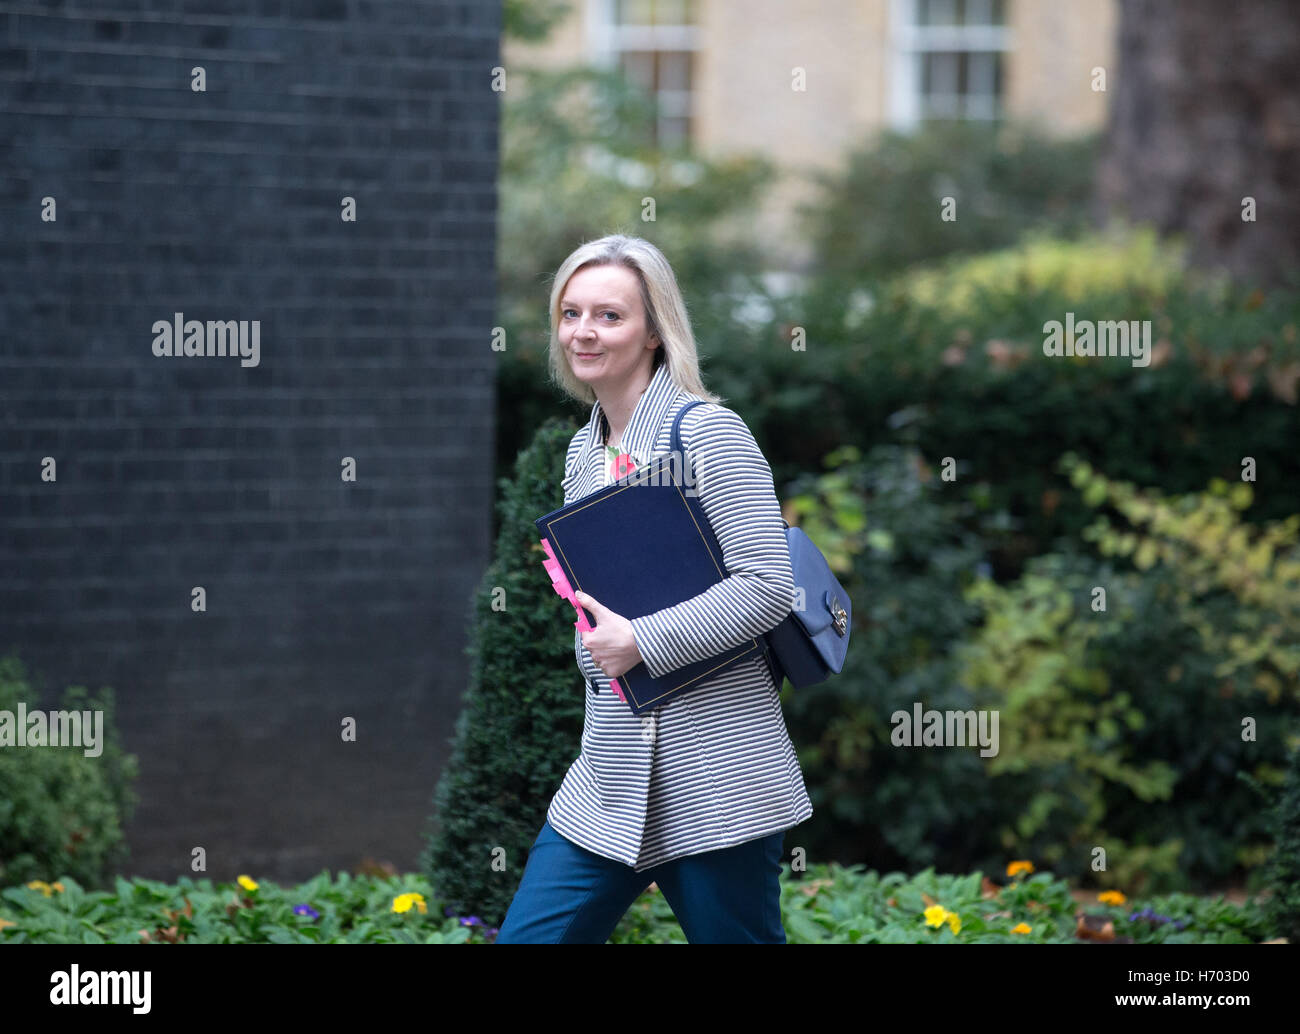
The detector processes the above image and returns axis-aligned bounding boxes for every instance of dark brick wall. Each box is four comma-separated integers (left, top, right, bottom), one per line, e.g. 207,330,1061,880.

0,1,500,883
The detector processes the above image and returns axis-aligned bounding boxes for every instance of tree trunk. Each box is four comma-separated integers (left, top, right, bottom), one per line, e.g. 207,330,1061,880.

1097,0,1300,287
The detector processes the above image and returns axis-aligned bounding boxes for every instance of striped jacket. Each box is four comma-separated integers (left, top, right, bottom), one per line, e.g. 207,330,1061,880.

545,360,814,871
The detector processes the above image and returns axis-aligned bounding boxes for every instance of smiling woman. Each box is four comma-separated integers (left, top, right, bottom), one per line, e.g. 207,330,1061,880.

558,262,662,452
494,233,812,945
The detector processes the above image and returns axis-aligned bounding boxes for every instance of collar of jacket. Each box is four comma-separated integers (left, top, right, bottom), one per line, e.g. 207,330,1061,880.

584,359,682,473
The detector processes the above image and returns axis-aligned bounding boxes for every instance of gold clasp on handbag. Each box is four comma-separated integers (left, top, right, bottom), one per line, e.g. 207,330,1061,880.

831,596,848,637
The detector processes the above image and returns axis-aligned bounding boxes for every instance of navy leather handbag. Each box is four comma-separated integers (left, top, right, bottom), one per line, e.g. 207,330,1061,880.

672,401,852,689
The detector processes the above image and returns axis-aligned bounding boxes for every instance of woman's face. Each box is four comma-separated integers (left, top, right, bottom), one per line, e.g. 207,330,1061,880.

559,264,658,396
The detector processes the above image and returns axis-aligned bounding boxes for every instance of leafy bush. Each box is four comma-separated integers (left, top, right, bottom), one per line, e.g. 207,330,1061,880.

782,444,1295,892
952,549,1284,895
1064,454,1300,706
799,120,1099,281
956,552,1182,892
1059,456,1299,888
895,227,1186,317
781,443,1006,874
0,655,138,890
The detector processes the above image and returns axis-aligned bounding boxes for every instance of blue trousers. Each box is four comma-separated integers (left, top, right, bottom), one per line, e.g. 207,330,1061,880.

495,819,786,944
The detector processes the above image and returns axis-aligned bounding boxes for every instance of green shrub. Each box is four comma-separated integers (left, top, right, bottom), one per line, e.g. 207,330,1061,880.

0,655,138,890
952,549,1282,895
967,471,1294,893
1260,739,1300,942
799,120,1099,281
1062,457,1299,887
781,443,1006,874
956,552,1181,892
1069,567,1287,890
895,226,1186,316
783,445,1295,892
777,230,1296,524
1064,454,1300,707
420,418,586,927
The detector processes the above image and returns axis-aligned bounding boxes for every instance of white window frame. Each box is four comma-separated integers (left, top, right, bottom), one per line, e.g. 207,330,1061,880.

588,0,701,146
888,0,1013,130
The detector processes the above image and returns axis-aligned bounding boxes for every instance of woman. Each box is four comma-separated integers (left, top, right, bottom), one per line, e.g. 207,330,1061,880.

495,234,813,944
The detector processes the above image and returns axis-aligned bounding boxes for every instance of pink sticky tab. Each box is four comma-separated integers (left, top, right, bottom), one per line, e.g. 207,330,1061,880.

541,536,626,705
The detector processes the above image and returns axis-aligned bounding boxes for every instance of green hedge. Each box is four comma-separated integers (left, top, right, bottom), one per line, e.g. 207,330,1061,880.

0,655,138,891
715,231,1300,546
499,231,1300,570
1260,740,1300,942
420,418,585,927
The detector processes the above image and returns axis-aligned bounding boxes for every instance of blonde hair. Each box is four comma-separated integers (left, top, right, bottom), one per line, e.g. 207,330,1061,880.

546,234,724,407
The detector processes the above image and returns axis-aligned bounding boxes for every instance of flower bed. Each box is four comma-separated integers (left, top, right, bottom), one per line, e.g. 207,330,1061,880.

1,859,1276,944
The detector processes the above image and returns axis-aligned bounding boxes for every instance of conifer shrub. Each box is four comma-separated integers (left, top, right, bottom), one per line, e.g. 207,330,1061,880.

1261,739,1300,942
421,417,585,926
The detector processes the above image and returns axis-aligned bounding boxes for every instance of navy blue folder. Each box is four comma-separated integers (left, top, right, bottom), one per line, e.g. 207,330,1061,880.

535,454,766,715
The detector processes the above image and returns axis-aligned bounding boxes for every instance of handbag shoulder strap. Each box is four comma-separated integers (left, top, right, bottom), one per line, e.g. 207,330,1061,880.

670,398,707,455
670,399,789,529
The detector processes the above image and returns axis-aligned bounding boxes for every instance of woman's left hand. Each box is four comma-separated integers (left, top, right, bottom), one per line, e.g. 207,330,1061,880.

574,590,643,679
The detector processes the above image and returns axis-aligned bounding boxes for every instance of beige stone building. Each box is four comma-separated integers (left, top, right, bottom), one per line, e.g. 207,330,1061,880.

504,0,1117,272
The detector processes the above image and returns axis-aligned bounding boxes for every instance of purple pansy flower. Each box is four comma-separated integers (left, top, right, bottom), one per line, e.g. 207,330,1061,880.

1127,907,1186,931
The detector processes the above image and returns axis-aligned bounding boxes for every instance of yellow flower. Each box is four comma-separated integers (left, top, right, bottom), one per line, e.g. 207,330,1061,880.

26,881,53,896
1010,922,1032,935
1006,860,1035,878
392,892,427,915
0,917,16,929
922,904,960,933
237,875,259,892
51,882,65,892
1098,890,1126,906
